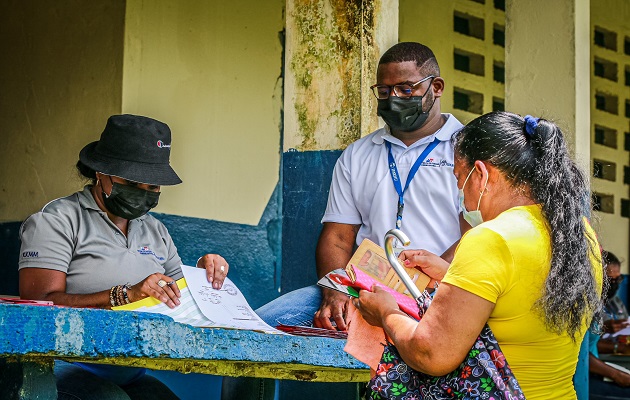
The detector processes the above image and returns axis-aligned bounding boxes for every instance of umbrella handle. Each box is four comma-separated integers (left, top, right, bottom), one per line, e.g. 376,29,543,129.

384,229,422,300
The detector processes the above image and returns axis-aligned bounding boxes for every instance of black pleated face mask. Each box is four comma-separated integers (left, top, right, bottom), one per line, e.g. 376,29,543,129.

103,181,160,220
377,88,435,132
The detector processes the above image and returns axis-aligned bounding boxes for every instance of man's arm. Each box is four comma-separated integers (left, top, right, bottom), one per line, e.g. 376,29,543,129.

589,353,630,387
314,222,360,330
19,268,182,309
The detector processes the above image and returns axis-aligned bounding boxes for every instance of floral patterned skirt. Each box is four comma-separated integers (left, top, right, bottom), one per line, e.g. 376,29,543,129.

365,314,524,399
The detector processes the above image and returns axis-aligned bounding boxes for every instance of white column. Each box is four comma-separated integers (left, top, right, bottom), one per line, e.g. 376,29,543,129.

505,0,590,169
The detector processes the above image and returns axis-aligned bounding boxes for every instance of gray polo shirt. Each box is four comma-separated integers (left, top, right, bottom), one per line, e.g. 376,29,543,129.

19,186,183,294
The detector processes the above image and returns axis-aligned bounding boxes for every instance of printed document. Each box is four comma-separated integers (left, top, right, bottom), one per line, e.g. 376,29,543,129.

114,265,281,334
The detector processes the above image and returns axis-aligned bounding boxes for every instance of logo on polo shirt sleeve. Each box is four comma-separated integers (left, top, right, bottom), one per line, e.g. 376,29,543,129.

22,251,39,258
137,246,165,261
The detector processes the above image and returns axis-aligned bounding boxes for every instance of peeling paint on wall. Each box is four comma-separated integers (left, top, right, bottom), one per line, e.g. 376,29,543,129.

55,311,85,354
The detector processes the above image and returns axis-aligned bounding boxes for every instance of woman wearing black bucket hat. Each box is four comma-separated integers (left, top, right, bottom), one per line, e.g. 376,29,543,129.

18,114,229,399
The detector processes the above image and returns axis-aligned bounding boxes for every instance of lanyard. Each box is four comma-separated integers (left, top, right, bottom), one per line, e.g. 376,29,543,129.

386,138,440,229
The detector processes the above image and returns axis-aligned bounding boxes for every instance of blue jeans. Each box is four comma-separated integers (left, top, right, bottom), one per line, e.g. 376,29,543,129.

256,285,322,326
55,360,179,400
221,285,322,400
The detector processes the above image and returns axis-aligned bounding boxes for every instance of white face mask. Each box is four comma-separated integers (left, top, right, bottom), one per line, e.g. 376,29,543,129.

458,166,488,227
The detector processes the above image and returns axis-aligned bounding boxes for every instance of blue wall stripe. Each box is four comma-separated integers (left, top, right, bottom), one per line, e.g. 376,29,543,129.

281,150,342,293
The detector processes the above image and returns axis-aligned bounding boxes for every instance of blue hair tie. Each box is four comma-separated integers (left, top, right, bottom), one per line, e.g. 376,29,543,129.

524,115,539,137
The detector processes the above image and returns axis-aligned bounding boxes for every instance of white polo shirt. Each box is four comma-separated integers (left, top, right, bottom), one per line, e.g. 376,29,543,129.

322,113,464,253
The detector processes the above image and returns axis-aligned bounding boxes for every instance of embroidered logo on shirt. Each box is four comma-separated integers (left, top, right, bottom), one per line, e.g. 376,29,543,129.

421,158,454,168
156,140,171,148
137,246,165,261
22,251,39,258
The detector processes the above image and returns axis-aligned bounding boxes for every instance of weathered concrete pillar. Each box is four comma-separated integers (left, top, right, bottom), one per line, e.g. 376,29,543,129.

283,0,398,151
505,1,591,399
280,3,398,397
505,0,590,167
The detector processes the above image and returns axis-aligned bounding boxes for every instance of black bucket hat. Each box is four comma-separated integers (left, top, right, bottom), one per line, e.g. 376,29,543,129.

79,114,182,186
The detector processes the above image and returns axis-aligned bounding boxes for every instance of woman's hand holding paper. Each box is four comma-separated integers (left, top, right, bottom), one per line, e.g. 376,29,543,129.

197,254,229,289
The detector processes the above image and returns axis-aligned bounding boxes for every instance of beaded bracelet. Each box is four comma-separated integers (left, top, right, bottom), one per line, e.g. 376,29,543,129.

109,284,133,307
109,286,117,307
117,285,125,306
121,284,131,304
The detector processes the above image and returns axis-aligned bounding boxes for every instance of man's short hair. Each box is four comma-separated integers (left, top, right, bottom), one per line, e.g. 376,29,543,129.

379,42,440,77
603,250,621,268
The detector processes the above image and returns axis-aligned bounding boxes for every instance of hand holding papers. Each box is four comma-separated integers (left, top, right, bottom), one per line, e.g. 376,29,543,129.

317,239,430,318
114,265,281,334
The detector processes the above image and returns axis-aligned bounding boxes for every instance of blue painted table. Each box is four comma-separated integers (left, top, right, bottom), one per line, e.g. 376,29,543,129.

0,303,368,399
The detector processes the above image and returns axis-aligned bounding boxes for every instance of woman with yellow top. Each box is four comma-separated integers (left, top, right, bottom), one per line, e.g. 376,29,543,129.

354,111,604,399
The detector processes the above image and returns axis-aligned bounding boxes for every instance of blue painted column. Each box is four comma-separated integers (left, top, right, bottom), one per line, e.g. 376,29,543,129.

574,334,589,399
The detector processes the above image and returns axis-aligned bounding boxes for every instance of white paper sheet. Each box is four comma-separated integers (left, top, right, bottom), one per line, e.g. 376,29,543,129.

181,265,282,334
129,285,216,327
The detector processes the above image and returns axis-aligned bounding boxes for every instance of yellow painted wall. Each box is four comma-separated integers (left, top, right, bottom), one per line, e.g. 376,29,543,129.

590,0,630,267
123,0,284,225
399,0,505,125
0,0,125,222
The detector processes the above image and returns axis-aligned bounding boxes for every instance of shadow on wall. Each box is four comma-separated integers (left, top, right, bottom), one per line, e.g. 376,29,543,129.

0,222,22,296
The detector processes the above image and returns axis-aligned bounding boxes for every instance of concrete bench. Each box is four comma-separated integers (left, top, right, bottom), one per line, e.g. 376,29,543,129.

0,303,369,399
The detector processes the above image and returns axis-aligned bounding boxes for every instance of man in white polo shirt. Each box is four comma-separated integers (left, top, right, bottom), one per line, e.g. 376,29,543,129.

250,42,467,331
312,41,467,330
222,41,467,400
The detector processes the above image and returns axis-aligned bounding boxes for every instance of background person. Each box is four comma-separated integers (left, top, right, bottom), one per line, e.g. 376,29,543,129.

354,111,604,399
588,250,630,399
19,114,229,400
588,351,630,399
601,250,629,332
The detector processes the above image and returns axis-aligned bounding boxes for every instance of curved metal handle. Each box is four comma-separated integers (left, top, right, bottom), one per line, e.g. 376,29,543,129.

384,229,422,300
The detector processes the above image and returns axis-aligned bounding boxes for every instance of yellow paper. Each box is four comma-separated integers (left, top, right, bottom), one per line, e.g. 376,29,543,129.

112,278,188,311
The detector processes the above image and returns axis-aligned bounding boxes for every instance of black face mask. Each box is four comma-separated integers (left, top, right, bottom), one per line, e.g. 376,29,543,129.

377,82,435,132
102,180,160,220
606,281,620,300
